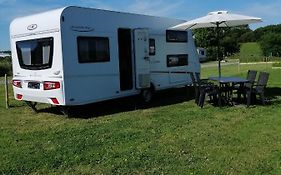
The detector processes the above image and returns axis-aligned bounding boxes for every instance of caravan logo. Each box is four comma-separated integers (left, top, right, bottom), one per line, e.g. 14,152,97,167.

27,24,37,30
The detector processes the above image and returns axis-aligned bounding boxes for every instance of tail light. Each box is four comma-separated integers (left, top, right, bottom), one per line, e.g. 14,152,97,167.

44,81,60,90
16,94,23,100
12,80,22,88
50,98,59,105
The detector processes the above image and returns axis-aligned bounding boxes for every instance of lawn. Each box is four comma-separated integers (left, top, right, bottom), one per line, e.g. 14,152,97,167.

1,63,281,174
229,42,281,63
239,42,263,62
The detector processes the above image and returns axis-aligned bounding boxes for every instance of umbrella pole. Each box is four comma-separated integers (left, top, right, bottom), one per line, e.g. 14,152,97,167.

216,22,221,77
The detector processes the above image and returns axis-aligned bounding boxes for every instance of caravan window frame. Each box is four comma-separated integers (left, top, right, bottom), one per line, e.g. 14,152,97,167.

77,36,110,63
149,38,156,55
167,54,188,67
166,30,188,43
16,37,54,70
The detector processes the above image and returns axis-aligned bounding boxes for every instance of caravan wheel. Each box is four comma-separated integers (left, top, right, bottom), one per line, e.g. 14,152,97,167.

141,89,153,103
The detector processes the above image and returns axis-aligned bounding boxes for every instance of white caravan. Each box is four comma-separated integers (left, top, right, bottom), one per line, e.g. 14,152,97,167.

10,6,200,108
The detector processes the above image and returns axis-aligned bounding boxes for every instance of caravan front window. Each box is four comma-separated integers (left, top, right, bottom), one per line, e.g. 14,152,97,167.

16,37,53,70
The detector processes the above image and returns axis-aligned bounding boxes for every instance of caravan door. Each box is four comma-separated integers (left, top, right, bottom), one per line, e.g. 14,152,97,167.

134,28,150,89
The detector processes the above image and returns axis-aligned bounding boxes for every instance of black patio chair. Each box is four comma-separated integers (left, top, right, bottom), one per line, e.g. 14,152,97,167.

195,72,210,85
190,72,214,105
236,70,257,100
246,71,269,107
190,73,200,104
245,70,258,87
190,72,219,108
198,83,219,108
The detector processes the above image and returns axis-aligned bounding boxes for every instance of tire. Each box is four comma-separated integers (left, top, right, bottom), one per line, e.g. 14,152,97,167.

141,88,153,103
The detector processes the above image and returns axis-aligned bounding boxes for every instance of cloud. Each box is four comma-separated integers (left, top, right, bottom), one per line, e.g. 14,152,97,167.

0,0,186,23
0,0,60,22
78,0,114,10
0,0,187,50
0,0,16,5
235,2,281,29
126,0,185,17
241,2,281,17
78,0,185,17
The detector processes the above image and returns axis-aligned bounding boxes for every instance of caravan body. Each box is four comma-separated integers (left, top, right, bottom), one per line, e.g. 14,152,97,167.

10,6,200,106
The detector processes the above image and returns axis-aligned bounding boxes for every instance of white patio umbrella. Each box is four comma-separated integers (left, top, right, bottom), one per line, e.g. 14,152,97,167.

171,11,262,77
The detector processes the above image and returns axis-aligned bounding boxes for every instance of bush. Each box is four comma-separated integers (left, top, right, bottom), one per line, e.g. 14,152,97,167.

259,33,281,57
0,56,12,76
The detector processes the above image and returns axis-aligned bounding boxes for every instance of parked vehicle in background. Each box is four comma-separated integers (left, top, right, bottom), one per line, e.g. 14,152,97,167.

197,47,207,62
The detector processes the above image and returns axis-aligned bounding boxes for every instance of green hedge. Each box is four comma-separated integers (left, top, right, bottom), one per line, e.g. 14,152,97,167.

0,57,12,76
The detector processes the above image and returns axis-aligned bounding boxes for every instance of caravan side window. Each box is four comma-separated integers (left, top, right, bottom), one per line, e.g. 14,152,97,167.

166,30,187,43
77,37,110,63
167,54,188,67
149,39,156,55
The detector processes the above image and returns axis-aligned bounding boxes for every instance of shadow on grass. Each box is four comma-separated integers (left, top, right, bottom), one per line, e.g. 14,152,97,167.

266,87,281,105
195,86,281,108
267,87,281,97
237,87,281,106
15,87,281,118
37,87,196,118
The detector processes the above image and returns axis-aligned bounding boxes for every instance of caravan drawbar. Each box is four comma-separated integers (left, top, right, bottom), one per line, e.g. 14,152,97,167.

10,6,200,107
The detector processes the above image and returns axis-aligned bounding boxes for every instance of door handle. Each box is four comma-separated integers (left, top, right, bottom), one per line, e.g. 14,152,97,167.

144,56,150,60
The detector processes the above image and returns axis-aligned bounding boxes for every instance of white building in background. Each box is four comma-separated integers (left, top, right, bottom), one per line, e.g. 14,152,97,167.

0,52,11,58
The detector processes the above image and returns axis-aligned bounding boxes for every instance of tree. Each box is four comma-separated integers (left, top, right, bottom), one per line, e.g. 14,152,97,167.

259,33,281,57
238,31,256,43
193,25,251,60
193,28,218,60
254,24,281,57
254,24,281,41
221,35,240,56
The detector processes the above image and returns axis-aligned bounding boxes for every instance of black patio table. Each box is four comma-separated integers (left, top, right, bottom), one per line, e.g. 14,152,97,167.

208,76,249,106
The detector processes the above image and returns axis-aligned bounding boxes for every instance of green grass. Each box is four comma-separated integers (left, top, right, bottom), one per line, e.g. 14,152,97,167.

272,62,281,67
240,42,263,56
236,42,264,63
229,42,281,63
201,62,274,81
1,63,281,174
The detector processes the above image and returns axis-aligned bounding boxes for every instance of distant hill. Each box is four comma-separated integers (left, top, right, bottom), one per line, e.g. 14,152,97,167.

228,42,263,62
234,42,281,63
240,42,262,57
239,42,263,62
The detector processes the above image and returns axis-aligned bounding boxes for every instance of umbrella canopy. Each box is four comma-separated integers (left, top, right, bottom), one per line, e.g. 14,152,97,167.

171,11,262,30
170,11,262,77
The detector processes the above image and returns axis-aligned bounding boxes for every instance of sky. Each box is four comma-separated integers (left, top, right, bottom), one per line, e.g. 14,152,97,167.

1,0,281,50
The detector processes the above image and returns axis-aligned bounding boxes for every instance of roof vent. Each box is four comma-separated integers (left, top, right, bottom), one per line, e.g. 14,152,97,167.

208,11,228,15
